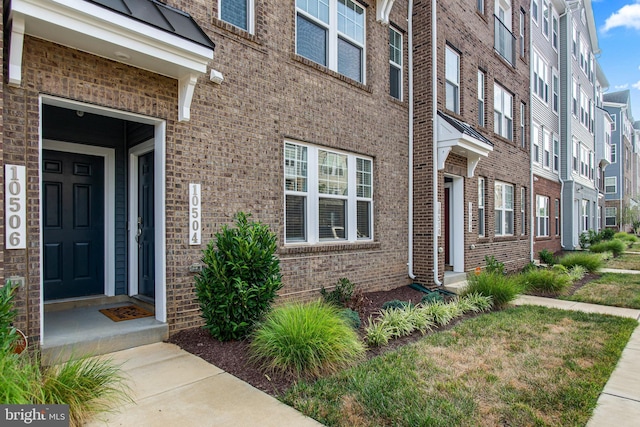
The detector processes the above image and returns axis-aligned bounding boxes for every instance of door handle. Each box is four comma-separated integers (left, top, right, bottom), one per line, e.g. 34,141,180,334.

135,217,143,245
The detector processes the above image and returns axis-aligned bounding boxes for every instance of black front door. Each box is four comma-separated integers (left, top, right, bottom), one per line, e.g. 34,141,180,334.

138,151,155,299
43,150,104,300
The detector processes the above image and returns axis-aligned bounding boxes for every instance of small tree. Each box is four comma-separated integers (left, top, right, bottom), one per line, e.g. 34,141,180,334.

195,212,282,341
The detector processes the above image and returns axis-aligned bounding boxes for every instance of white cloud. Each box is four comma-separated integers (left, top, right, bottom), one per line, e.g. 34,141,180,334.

616,84,630,89
633,81,640,90
602,2,640,33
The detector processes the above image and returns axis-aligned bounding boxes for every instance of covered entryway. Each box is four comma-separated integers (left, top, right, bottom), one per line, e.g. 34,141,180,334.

444,175,465,273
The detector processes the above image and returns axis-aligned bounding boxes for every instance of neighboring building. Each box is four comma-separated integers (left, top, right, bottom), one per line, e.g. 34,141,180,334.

531,0,564,257
3,0,413,349
412,0,531,283
604,90,634,230
559,0,599,249
594,62,612,230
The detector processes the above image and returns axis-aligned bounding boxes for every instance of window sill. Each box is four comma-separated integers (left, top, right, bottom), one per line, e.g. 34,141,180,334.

211,18,265,53
291,54,372,93
279,240,380,255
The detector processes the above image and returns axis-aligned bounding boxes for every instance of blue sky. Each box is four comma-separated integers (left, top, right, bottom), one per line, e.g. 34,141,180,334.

592,0,640,119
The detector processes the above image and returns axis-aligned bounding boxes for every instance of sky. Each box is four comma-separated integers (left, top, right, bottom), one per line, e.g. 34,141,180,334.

592,0,640,119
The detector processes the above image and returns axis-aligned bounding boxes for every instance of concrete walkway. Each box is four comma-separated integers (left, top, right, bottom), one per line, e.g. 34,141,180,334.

85,342,323,427
601,268,640,275
514,295,640,426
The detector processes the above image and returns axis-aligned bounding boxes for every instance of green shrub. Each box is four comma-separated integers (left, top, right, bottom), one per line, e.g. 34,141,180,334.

250,301,365,378
459,292,493,312
519,269,572,296
320,278,355,308
365,319,392,347
484,255,505,275
598,251,614,261
339,308,361,330
614,232,638,242
462,272,522,309
420,300,457,326
381,299,414,310
579,232,590,249
521,261,538,273
538,249,557,265
552,264,568,274
195,212,282,341
567,265,587,282
377,307,416,338
601,228,616,241
0,282,19,353
559,252,603,273
589,239,626,257
421,292,444,304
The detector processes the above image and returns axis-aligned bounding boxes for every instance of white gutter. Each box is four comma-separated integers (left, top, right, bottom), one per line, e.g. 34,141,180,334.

432,0,442,286
408,0,416,279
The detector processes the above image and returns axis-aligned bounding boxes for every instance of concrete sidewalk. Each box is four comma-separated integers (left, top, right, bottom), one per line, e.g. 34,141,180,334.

85,342,323,427
515,295,640,427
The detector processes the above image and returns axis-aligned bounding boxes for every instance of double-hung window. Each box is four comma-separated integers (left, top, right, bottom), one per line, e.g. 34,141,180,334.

494,84,513,140
220,0,253,32
532,0,539,25
521,187,526,235
572,79,579,117
605,177,617,194
533,51,549,103
553,135,559,172
552,11,558,50
519,9,525,58
611,143,617,163
542,0,549,38
536,195,549,237
554,199,560,236
389,27,402,100
543,130,551,169
573,140,579,172
478,70,486,126
296,0,366,83
478,177,486,237
520,102,526,148
552,70,559,113
446,46,460,114
495,182,514,236
532,123,540,164
284,141,373,243
605,207,617,226
581,200,589,232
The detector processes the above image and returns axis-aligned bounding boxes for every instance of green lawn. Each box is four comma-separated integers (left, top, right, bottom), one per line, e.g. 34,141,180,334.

282,306,637,427
561,273,640,309
604,253,640,270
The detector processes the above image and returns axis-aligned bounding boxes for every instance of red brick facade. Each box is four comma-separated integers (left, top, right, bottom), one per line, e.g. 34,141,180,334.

533,176,563,257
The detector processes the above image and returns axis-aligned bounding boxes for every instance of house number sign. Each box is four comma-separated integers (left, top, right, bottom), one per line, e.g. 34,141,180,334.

5,165,26,249
189,183,201,245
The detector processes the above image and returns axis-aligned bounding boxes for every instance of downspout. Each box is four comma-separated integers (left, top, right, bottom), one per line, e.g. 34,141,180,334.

432,0,442,286
408,0,416,279
529,6,534,261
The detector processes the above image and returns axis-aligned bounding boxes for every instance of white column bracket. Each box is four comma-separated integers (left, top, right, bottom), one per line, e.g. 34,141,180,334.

178,73,199,122
9,15,25,87
376,0,397,24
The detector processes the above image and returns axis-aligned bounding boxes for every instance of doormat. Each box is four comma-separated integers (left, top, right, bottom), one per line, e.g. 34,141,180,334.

99,305,154,322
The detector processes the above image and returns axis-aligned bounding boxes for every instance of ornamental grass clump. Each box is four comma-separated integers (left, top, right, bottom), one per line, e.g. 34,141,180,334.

250,300,364,379
459,292,493,312
589,239,626,257
559,252,604,273
462,271,522,309
195,212,282,341
567,265,587,282
519,268,572,296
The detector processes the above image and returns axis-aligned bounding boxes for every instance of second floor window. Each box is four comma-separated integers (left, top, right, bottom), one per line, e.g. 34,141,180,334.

296,0,366,83
389,27,402,100
478,70,486,126
494,83,513,141
220,0,253,32
446,46,460,113
533,50,549,103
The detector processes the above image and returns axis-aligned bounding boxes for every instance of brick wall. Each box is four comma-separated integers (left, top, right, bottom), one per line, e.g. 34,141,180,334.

4,1,412,335
533,176,563,257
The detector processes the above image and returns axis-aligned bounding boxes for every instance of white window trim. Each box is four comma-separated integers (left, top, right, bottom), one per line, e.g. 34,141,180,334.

494,83,513,141
542,0,549,39
581,200,590,232
543,129,551,169
611,143,617,163
551,10,559,51
554,199,560,236
495,181,514,236
532,0,539,25
389,26,403,101
605,176,617,194
521,187,526,236
219,0,255,33
553,134,559,173
520,102,526,148
296,0,367,84
284,140,373,244
533,50,549,104
605,207,617,226
478,177,486,237
536,195,550,237
552,69,559,114
445,46,460,114
478,70,486,126
532,123,540,165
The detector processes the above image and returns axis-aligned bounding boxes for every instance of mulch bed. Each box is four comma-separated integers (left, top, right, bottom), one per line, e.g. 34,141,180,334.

168,274,600,397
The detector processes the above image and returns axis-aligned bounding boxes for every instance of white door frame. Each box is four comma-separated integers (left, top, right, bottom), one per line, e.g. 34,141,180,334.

39,96,167,346
445,174,465,273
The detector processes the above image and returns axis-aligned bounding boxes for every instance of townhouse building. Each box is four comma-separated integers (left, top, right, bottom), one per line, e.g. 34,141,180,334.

411,0,531,284
2,0,414,351
604,90,635,230
558,0,599,249
594,62,612,229
531,0,564,257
